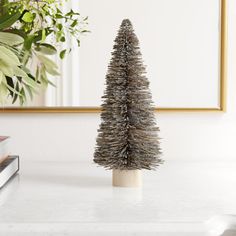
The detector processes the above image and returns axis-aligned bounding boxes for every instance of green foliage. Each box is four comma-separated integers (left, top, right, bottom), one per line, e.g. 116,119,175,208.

0,7,22,30
0,31,24,45
0,45,38,105
0,0,88,105
59,49,66,59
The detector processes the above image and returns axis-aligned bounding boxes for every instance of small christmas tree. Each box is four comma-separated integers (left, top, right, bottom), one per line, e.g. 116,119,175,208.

94,19,162,175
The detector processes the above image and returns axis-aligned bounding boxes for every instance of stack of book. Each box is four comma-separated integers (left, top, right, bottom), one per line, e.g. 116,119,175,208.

0,136,19,189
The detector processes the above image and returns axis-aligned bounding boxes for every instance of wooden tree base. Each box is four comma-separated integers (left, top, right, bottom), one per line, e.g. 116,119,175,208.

112,169,142,187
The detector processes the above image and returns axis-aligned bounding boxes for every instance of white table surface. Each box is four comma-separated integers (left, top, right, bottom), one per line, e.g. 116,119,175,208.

0,161,236,236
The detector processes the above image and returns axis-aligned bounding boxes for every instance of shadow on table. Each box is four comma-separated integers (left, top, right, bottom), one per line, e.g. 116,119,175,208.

25,173,110,188
221,230,236,236
206,215,236,236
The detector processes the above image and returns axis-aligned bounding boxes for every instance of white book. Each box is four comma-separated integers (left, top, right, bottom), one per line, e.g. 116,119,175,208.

0,156,19,189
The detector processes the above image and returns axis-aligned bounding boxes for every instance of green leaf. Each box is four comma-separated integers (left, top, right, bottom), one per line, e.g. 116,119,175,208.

56,7,62,14
22,12,34,23
57,23,62,30
59,49,66,59
37,53,60,76
33,28,53,43
21,50,30,65
35,43,57,55
5,76,14,96
23,75,38,88
0,65,13,77
35,67,40,82
26,74,38,93
12,81,19,104
39,67,48,88
56,31,62,42
52,18,56,26
65,10,73,17
5,28,26,39
47,79,56,87
0,61,14,77
37,53,58,69
81,30,90,33
19,87,26,105
0,83,8,103
0,70,5,84
65,9,79,17
13,67,38,88
41,29,46,42
0,0,9,17
60,36,65,42
13,66,29,78
5,83,22,97
70,20,77,28
12,93,18,104
55,14,63,19
0,32,24,46
0,7,22,30
24,84,33,100
0,45,21,66
44,66,60,76
24,34,35,50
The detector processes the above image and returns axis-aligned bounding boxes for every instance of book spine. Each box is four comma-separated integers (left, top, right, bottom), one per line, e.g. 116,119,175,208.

0,140,10,164
0,156,19,189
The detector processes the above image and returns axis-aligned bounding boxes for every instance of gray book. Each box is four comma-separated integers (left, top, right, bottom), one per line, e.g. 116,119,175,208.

0,156,19,189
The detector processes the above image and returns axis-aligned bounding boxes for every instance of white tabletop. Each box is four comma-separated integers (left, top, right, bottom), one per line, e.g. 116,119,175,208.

0,161,236,236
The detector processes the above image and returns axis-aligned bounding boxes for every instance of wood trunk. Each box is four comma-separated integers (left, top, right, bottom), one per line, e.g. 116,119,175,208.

112,169,142,187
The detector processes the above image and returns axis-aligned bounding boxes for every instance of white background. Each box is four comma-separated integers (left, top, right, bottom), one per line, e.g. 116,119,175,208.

0,0,235,162
78,0,220,108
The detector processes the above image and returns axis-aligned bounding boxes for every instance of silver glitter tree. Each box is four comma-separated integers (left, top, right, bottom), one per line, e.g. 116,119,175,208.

94,19,163,170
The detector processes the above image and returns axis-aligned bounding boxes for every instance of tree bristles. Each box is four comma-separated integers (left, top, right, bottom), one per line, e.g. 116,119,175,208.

94,19,163,170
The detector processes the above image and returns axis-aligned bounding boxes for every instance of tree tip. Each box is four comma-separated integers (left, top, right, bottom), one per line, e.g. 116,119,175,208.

121,19,133,27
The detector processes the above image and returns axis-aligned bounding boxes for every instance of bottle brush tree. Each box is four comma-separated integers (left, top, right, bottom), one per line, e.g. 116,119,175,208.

94,19,163,173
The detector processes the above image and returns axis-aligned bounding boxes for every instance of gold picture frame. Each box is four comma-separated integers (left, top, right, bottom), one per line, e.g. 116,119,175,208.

0,0,227,113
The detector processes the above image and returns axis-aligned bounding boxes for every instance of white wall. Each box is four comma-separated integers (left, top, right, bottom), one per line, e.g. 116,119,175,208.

0,0,236,162
79,0,220,108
